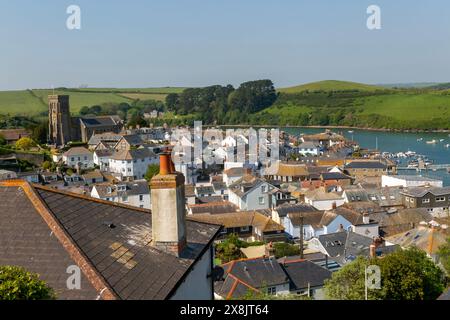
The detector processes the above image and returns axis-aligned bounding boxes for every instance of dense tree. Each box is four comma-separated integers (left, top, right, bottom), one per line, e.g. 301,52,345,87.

438,237,450,275
144,164,160,181
0,266,56,300
15,137,36,151
0,134,6,146
31,120,48,144
165,93,179,111
228,80,277,114
273,242,300,258
215,234,245,263
324,248,445,300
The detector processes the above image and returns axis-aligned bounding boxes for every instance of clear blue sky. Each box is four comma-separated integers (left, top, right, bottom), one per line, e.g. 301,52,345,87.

2,0,450,90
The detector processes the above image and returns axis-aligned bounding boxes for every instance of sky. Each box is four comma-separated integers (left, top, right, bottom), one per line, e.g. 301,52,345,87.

1,0,450,90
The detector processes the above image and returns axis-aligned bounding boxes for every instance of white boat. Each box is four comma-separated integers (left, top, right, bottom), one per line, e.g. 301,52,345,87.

445,144,450,148
426,139,437,144
348,130,354,134
440,139,445,142
417,138,423,142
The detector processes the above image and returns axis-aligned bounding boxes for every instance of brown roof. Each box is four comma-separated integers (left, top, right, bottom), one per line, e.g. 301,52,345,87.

189,211,284,233
224,167,251,177
0,128,30,141
63,146,92,157
269,162,309,177
0,180,221,300
188,201,238,215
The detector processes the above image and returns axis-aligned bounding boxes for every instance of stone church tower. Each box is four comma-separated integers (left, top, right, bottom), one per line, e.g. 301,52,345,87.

48,95,72,146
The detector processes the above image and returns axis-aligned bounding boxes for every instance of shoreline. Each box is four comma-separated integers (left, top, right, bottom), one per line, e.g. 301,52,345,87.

215,124,450,133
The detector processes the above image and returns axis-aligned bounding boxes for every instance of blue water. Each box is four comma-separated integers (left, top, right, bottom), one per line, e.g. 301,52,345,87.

282,127,450,186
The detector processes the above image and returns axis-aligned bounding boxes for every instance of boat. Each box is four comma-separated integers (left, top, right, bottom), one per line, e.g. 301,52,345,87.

417,138,423,142
348,130,354,134
445,144,450,148
440,139,445,142
426,139,437,144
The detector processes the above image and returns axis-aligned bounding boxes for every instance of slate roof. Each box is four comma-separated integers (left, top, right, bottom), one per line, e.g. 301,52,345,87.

63,147,92,157
274,203,319,218
280,259,332,290
345,161,387,169
229,175,272,198
400,186,450,198
80,116,121,128
320,172,352,181
188,201,238,215
88,132,123,146
0,180,221,300
93,180,149,198
215,257,289,299
344,189,370,202
438,287,450,300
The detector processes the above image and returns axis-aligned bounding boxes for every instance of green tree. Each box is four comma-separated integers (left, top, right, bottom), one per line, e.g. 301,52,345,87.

0,134,6,146
273,242,300,258
42,161,52,170
215,234,245,263
165,93,179,111
144,164,160,181
324,248,445,300
15,137,36,151
31,121,48,144
438,237,450,275
0,266,56,300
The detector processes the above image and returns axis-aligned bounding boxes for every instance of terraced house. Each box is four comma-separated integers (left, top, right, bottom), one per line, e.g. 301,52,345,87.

401,186,450,217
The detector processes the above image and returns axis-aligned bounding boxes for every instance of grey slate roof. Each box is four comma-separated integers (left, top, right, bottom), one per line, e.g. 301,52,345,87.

280,260,332,290
274,203,319,218
400,186,450,198
0,183,221,300
345,161,387,169
215,257,289,299
80,116,120,128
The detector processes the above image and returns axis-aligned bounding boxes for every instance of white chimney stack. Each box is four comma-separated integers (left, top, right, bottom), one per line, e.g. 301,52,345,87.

150,153,187,256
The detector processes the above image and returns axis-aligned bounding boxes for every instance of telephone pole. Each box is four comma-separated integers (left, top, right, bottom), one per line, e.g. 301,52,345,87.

299,215,304,259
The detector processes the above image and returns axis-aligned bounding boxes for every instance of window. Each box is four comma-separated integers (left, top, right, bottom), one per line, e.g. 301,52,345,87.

71,157,75,162
84,156,87,160
139,195,144,201
122,195,128,202
259,197,265,205
241,226,250,232
261,185,266,193
220,228,227,234
267,287,277,295
436,197,446,202
422,198,431,204
140,205,144,208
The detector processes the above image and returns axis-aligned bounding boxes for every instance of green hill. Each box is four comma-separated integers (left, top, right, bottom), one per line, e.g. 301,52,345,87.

278,80,385,93
0,87,185,116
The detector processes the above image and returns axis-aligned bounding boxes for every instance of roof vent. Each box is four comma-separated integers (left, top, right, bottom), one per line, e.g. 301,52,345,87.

103,222,116,229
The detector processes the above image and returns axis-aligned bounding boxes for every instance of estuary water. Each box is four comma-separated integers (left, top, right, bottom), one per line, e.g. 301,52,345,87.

282,127,450,186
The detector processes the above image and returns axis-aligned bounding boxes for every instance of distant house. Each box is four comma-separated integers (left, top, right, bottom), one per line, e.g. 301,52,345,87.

382,175,443,188
279,259,332,299
301,131,346,148
16,171,40,183
265,162,309,182
189,211,285,242
214,257,290,299
297,142,321,157
109,148,158,181
93,149,113,171
82,170,104,185
91,180,151,209
87,132,123,150
308,231,398,266
344,161,388,180
79,116,123,143
114,135,145,151
272,203,319,225
187,201,238,215
400,186,450,217
195,185,215,198
0,128,31,145
223,167,250,187
40,171,59,183
62,147,94,169
304,187,345,210
228,175,284,211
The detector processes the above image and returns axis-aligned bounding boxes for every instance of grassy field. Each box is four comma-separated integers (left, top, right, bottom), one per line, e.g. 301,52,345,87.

278,80,385,93
357,93,450,121
117,93,167,101
0,87,186,116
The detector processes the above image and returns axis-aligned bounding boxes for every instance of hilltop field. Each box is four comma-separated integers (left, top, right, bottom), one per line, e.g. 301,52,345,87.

0,87,185,116
1,81,450,130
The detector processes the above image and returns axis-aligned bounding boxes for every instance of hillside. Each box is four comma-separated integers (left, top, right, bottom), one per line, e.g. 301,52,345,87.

278,80,385,93
0,87,184,116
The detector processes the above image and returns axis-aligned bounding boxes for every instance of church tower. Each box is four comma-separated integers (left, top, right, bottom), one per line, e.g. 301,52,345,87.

48,95,72,146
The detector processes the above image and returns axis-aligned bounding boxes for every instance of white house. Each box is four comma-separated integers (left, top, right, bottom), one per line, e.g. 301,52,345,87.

91,180,151,209
93,149,113,171
228,175,281,210
304,188,345,211
223,167,250,187
382,175,443,188
0,169,17,181
297,142,321,157
109,148,158,181
62,147,95,169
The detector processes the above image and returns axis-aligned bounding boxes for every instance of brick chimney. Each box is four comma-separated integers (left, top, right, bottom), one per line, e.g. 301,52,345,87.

150,153,187,256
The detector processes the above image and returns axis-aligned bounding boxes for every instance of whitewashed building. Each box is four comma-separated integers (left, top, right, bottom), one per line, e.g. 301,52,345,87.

62,147,95,169
91,180,151,209
109,148,158,181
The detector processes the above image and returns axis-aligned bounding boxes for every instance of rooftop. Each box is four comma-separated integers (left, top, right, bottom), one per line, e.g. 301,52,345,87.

0,180,221,300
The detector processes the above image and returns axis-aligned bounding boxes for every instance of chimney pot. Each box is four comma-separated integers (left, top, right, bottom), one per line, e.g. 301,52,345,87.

159,153,171,175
